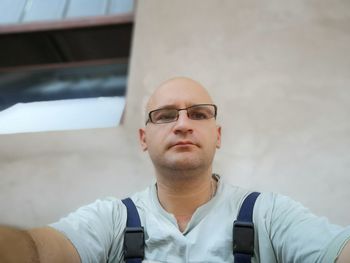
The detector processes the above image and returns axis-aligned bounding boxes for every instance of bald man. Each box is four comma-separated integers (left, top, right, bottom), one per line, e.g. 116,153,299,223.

1,77,349,262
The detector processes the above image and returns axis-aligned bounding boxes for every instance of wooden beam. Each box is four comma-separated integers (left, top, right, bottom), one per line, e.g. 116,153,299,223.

0,13,134,35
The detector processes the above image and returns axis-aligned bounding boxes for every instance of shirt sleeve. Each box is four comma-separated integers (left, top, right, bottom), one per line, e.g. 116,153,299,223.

261,193,350,263
50,198,127,263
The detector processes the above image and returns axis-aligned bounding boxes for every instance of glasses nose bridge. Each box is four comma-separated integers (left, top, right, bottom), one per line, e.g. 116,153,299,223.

176,108,190,120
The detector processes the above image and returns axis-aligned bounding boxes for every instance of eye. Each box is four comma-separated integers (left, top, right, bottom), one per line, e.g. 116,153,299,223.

152,109,178,123
188,108,212,120
189,111,208,120
187,105,215,120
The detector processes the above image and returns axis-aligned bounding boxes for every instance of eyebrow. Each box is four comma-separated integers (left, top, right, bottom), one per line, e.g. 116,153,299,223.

156,104,179,110
151,103,201,111
150,104,181,111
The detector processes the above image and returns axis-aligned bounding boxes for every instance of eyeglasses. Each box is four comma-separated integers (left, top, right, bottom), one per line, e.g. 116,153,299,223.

146,104,217,124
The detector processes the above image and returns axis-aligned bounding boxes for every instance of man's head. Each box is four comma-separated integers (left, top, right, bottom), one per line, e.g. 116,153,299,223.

139,77,221,176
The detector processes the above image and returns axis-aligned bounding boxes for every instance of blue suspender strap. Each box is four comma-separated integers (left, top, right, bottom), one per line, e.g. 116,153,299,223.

121,198,144,263
233,192,260,263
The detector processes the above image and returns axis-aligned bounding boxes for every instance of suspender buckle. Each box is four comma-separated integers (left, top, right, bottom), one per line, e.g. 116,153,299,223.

233,221,255,256
124,227,145,259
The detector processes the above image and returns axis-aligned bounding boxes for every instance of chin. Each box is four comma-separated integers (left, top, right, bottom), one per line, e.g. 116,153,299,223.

166,156,204,171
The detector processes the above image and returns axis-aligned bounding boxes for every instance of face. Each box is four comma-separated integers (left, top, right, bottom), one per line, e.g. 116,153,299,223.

139,77,221,173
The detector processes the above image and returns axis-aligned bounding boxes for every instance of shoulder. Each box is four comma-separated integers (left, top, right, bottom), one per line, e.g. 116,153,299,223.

219,180,314,226
254,191,320,224
51,197,128,238
70,197,127,221
254,192,350,262
50,197,128,263
253,191,314,230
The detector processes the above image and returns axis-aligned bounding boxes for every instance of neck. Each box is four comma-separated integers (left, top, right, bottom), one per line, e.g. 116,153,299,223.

155,168,217,232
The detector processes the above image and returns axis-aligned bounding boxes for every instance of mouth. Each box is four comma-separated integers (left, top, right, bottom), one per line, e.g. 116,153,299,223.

171,141,197,148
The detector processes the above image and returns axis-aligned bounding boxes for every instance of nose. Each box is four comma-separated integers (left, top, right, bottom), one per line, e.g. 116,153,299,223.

173,110,193,134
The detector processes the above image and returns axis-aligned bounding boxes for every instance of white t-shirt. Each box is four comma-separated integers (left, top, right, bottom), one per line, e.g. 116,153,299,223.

51,177,350,263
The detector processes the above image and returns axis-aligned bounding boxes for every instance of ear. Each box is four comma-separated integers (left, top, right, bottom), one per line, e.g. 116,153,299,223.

216,125,221,149
139,128,148,151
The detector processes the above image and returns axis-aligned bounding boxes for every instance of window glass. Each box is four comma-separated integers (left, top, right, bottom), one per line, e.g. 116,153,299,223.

0,62,127,134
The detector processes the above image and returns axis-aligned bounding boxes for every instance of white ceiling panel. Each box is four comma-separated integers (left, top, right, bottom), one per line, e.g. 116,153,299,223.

65,0,108,18
23,0,66,22
0,0,27,24
0,0,134,25
110,0,134,14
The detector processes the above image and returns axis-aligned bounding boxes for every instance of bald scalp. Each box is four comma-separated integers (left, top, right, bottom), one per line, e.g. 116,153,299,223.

146,77,214,114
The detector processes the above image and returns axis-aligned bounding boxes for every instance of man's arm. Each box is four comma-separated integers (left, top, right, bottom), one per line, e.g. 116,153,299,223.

0,226,80,263
337,240,350,263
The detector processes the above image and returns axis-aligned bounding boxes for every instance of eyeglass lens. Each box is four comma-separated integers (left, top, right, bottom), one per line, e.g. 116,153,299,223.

150,104,216,124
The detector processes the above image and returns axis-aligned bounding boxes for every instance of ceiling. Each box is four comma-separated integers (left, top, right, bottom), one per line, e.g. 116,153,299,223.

0,15,133,69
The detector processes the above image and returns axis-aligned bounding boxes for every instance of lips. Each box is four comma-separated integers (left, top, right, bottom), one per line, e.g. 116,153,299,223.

170,140,197,148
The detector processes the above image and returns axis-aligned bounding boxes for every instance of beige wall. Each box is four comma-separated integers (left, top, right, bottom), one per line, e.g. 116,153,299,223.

1,0,349,227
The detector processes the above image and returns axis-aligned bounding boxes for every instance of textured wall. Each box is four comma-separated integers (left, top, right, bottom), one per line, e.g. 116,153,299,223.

125,0,350,225
0,0,349,227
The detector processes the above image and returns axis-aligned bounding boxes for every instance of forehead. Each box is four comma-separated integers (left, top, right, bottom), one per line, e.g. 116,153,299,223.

147,78,213,110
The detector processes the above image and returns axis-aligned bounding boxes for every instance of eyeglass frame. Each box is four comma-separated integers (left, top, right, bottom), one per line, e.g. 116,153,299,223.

145,103,218,125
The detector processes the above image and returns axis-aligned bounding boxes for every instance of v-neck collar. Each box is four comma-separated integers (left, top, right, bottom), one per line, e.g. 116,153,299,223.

150,174,222,235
